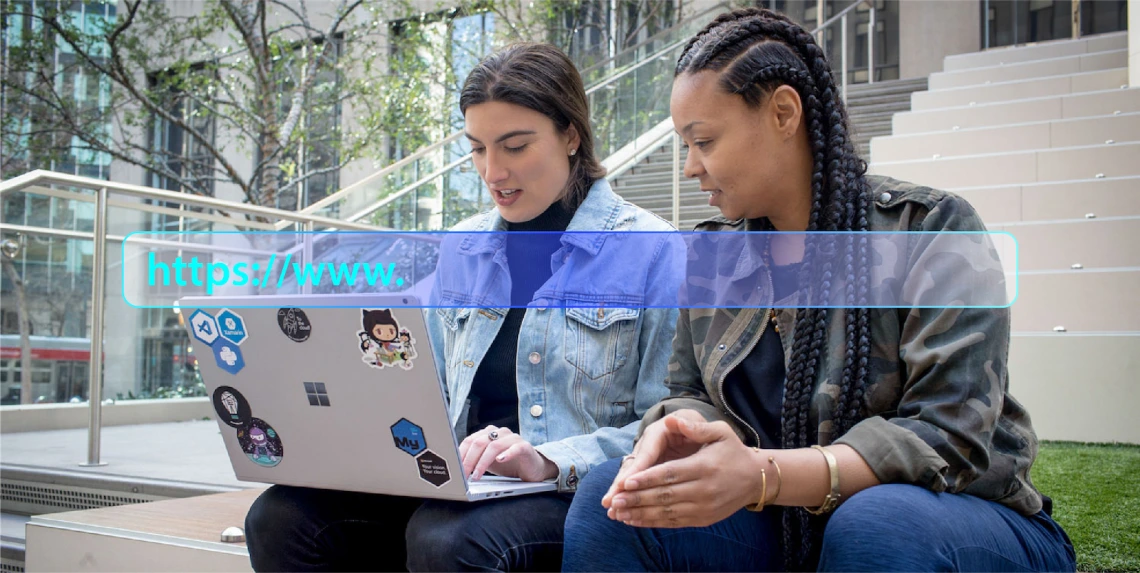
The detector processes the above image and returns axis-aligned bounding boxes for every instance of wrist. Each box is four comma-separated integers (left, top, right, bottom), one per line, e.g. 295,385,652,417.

539,454,559,481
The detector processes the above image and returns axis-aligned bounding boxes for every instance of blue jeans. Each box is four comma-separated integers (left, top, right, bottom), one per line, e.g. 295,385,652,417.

246,485,572,572
563,458,1076,572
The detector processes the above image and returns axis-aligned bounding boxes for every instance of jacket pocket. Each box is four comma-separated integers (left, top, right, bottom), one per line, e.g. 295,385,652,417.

563,307,640,380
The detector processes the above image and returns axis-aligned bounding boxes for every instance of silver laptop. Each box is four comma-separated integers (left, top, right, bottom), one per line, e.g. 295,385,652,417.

178,294,556,501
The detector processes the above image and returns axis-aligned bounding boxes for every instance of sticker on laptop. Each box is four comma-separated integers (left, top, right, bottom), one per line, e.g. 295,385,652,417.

415,449,451,488
237,417,284,467
212,386,252,428
358,309,418,370
278,308,312,342
216,309,248,345
391,418,426,456
212,339,245,375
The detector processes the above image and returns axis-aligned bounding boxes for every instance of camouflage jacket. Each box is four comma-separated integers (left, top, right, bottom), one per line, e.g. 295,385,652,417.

641,175,1044,515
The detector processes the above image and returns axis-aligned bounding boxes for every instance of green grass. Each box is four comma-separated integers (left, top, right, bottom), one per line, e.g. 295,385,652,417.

1032,441,1140,572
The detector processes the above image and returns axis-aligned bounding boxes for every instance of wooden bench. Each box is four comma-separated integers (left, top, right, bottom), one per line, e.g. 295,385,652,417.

25,489,264,572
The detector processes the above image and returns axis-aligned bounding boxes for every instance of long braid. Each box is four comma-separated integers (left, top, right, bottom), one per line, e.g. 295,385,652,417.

676,7,873,570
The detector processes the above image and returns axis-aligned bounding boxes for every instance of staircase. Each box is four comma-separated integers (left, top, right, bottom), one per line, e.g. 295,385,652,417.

846,77,928,158
610,78,927,230
869,31,1138,444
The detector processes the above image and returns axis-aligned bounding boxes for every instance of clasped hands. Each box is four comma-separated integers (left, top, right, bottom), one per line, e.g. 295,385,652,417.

603,409,766,529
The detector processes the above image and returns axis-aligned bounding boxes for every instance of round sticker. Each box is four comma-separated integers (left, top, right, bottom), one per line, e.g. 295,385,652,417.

212,386,252,428
277,308,312,342
237,417,284,467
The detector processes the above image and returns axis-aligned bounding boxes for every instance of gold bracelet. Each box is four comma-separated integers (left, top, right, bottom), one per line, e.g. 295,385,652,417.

745,448,769,512
767,456,783,504
805,445,841,515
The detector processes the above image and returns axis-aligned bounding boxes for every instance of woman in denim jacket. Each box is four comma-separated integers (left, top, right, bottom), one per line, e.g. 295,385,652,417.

244,42,681,572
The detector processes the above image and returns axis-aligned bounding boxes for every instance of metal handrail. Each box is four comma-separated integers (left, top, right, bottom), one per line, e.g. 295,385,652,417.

0,170,398,467
1,170,381,231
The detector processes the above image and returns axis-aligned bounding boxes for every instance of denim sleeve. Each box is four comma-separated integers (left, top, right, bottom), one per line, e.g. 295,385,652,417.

534,235,680,492
423,270,448,404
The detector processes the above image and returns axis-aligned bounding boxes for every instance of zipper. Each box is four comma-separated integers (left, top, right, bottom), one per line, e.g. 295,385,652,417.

712,266,773,448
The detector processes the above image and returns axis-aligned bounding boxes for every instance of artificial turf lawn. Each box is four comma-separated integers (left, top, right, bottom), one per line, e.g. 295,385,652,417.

1032,441,1140,572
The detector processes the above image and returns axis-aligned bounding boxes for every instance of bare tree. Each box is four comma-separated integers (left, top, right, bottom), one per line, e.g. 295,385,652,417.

2,0,416,211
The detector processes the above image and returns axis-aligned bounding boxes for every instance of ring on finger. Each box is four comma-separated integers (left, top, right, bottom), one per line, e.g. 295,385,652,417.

621,454,636,465
488,430,499,441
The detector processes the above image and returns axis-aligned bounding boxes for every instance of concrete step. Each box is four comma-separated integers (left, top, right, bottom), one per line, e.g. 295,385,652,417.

911,68,1128,111
847,92,922,109
846,77,928,97
997,217,1140,271
614,172,690,189
871,112,1140,162
943,31,1127,72
929,49,1127,90
869,141,1140,189
894,88,1140,135
845,100,913,116
1008,332,1138,443
955,177,1140,223
1010,270,1140,332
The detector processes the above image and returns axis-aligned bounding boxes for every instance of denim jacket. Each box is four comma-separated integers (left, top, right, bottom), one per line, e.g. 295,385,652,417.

425,179,683,492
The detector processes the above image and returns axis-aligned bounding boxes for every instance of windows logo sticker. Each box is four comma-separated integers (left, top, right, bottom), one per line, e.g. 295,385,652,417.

304,382,330,406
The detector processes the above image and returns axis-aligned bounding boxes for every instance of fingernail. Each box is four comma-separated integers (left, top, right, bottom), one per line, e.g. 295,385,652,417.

496,454,506,462
626,479,639,489
612,497,627,508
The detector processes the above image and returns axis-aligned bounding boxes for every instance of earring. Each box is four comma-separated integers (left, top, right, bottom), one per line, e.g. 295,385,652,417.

569,148,577,156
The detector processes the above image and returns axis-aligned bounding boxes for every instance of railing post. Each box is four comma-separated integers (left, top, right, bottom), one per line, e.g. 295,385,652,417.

672,132,680,229
817,0,826,49
81,186,109,467
868,4,875,83
1072,0,1081,39
302,221,314,295
984,0,991,49
842,13,848,101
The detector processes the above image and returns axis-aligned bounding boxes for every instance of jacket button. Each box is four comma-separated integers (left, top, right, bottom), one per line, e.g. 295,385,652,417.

878,192,892,203
528,352,541,364
529,404,544,417
462,360,474,367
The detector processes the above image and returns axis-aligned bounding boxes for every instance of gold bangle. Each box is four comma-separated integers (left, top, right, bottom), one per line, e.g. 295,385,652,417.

767,456,783,504
806,445,841,515
745,447,768,512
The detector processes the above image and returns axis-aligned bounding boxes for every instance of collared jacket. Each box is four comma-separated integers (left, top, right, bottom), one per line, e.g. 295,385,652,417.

642,175,1044,515
426,179,683,492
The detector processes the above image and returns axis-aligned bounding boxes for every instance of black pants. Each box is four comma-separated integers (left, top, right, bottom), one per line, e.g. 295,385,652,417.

245,485,573,572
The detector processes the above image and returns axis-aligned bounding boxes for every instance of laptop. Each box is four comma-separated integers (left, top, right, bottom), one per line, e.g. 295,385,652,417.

178,294,557,501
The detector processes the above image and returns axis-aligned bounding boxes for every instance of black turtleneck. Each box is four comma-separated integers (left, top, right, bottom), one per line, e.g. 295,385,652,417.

466,200,576,436
722,225,803,449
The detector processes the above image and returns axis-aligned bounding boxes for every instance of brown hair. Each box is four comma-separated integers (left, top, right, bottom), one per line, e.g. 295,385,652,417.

459,42,606,210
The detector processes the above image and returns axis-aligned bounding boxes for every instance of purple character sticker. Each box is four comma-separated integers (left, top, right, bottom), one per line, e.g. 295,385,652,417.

238,417,283,467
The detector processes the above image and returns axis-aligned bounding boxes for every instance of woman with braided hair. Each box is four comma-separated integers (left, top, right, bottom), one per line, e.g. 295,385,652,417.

562,7,1075,572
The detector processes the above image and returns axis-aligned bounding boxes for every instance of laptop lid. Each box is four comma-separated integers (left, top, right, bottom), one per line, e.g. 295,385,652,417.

180,294,476,501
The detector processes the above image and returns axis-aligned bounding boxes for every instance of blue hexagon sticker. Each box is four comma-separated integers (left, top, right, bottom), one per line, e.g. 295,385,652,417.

216,309,248,345
188,310,220,347
213,340,246,375
390,418,426,456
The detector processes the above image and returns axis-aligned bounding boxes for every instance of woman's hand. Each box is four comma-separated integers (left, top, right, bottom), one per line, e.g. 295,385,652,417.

602,409,711,509
458,426,558,483
608,415,765,528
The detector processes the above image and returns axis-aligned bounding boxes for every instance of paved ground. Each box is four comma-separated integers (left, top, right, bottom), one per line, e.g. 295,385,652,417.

1,420,260,488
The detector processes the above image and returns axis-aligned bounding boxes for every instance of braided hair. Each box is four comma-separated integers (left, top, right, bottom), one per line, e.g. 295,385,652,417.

676,8,872,570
